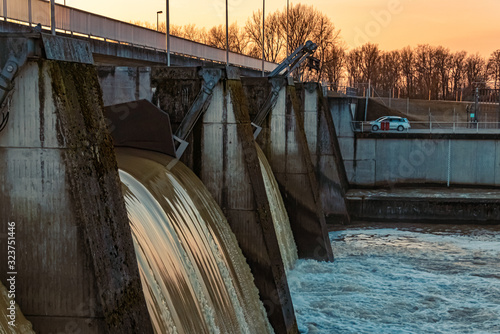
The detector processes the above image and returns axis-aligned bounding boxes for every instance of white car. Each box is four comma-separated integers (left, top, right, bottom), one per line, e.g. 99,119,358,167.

370,116,411,131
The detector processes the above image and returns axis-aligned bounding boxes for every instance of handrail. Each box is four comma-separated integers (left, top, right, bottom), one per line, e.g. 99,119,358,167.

0,0,277,72
351,120,500,134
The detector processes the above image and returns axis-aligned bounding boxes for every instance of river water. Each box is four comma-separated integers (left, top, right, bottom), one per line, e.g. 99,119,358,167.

288,224,500,334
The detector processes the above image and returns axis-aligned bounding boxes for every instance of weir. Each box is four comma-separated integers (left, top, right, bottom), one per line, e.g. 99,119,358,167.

0,53,152,331
0,30,348,333
116,148,272,334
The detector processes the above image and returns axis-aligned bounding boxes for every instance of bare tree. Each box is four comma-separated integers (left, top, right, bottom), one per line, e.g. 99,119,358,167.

346,47,363,88
378,50,401,96
487,49,500,90
400,46,415,98
360,43,380,85
245,10,285,62
322,44,346,89
311,11,341,82
169,24,183,37
279,4,318,53
206,25,226,49
465,53,486,88
449,51,467,100
414,44,437,99
434,46,452,99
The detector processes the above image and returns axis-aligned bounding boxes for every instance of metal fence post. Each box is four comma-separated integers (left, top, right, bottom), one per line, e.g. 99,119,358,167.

447,139,451,187
3,0,7,19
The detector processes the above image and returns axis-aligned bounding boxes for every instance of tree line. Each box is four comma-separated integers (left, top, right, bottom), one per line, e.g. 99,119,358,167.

133,4,500,101
344,44,500,101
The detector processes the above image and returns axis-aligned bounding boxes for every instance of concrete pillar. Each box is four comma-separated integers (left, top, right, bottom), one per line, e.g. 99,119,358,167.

0,60,152,333
152,67,298,334
97,66,153,107
300,83,350,224
249,77,334,261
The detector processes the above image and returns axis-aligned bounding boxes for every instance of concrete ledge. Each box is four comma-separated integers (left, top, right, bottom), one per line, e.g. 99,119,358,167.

355,131,500,140
347,188,500,223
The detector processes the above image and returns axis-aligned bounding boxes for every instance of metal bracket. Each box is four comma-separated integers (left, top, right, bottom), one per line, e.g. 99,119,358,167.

174,68,222,158
173,135,189,159
252,77,286,132
251,122,262,139
0,53,28,108
268,40,318,78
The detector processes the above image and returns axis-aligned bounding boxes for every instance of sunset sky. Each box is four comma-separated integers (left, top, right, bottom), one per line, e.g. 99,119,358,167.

62,0,500,57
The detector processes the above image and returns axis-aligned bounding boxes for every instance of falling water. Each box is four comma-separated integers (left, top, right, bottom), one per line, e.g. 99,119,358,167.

0,281,35,333
116,148,273,334
256,144,298,272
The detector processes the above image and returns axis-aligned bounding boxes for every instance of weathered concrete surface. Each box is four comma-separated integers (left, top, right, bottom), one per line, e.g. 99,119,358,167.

153,67,298,333
347,188,500,223
329,97,500,188
298,83,349,224
246,77,334,260
98,66,153,106
0,60,152,333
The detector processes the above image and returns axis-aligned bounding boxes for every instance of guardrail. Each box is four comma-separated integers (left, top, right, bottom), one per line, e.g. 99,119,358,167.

352,121,500,134
0,0,277,71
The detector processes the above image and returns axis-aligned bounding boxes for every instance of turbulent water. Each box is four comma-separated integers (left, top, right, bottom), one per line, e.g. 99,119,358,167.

116,148,273,334
256,144,298,272
288,224,500,334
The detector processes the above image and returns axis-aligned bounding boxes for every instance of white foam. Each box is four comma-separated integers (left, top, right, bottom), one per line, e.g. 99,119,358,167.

289,228,500,333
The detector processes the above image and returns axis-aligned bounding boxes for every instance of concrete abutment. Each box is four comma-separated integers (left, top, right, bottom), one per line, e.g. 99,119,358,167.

0,60,152,333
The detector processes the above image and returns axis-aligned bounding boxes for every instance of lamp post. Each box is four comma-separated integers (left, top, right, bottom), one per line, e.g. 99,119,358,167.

262,0,265,76
166,0,170,66
157,10,163,31
286,0,289,57
226,0,229,65
50,0,55,35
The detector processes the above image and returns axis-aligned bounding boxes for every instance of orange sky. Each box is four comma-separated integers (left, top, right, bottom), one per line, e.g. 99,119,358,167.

63,0,500,57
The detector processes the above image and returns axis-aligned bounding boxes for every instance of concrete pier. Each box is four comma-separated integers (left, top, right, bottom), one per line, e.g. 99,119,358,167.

299,83,349,224
153,67,298,333
0,60,152,333
347,188,500,223
244,77,336,260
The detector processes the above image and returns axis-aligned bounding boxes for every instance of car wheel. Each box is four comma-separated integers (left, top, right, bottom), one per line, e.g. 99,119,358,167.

372,124,379,131
397,125,404,131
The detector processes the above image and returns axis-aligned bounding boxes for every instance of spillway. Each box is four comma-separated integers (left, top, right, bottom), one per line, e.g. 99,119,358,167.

256,144,298,272
0,281,34,333
116,148,273,334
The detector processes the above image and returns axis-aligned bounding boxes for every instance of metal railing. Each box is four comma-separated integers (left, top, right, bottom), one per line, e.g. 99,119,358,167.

0,0,277,72
352,121,500,134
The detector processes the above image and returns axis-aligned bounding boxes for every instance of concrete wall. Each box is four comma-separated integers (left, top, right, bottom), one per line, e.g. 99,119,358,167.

349,137,500,187
0,60,151,333
249,78,334,260
300,83,349,223
329,97,500,187
153,67,298,334
98,66,153,106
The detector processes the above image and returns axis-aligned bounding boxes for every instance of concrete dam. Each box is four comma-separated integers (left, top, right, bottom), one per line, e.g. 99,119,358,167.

2,27,499,334
0,31,349,333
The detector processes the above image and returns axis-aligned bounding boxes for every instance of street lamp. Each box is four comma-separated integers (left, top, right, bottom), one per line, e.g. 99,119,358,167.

286,0,289,57
226,0,229,65
262,0,265,76
166,0,170,66
156,11,163,31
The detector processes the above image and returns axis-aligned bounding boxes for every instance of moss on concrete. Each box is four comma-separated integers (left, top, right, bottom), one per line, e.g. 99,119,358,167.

47,61,153,333
227,79,298,334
